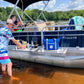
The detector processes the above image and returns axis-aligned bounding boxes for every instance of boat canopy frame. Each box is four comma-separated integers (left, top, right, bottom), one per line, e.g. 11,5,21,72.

6,0,49,25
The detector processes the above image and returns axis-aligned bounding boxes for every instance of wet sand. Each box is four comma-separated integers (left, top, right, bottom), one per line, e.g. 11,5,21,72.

0,59,84,84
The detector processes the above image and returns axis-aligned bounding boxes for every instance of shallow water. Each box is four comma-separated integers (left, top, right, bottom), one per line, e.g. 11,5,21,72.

0,59,84,84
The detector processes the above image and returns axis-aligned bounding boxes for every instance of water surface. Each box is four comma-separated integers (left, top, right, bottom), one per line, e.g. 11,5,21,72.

0,59,84,84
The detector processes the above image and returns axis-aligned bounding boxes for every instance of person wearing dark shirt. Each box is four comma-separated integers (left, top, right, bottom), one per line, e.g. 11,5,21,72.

10,15,22,32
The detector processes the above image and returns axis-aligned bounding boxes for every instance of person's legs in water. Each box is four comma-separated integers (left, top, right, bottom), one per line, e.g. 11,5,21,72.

2,62,19,80
7,62,20,80
1,62,12,77
2,64,6,72
1,58,12,76
2,64,7,76
7,62,12,76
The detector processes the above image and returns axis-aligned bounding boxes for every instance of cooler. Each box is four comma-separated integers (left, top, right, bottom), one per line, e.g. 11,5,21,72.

43,38,60,50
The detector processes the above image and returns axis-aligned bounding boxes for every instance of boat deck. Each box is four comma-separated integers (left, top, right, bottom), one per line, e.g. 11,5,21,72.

8,45,84,68
8,45,84,57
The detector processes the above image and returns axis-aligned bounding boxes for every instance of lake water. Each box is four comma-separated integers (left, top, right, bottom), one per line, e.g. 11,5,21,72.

0,59,84,84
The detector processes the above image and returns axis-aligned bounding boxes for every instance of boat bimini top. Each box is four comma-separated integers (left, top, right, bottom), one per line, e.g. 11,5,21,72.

4,0,49,11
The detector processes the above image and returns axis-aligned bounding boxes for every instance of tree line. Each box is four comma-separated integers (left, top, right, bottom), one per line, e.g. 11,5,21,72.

0,7,84,22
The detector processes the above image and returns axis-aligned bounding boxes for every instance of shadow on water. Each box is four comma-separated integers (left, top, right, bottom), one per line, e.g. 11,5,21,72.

1,59,84,84
12,59,84,78
12,59,55,78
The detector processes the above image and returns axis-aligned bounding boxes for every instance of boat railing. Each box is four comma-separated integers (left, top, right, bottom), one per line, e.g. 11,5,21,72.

41,24,84,49
42,24,84,31
11,24,84,49
10,26,43,46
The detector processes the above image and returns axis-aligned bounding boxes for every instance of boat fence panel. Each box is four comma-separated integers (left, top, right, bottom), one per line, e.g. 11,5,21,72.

10,24,84,48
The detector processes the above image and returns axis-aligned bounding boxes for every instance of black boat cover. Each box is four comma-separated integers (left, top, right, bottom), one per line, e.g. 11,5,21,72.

4,0,49,10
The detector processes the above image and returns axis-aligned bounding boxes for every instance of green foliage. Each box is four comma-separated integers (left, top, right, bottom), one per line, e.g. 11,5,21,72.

0,7,84,22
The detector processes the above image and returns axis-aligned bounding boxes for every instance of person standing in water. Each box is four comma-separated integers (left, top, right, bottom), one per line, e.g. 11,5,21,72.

0,19,26,79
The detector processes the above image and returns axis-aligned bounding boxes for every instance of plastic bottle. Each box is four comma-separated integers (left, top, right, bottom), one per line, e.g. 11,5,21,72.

17,40,21,49
27,41,29,49
31,41,34,48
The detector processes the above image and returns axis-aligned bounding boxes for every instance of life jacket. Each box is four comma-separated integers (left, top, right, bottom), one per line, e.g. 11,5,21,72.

17,21,22,26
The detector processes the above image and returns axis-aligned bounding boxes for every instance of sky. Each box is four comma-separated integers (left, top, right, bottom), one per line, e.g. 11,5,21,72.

0,0,84,12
